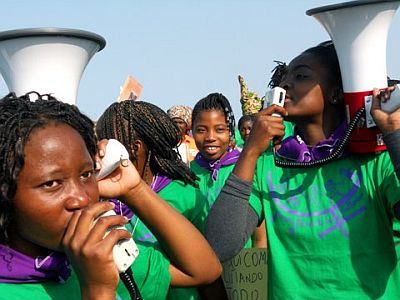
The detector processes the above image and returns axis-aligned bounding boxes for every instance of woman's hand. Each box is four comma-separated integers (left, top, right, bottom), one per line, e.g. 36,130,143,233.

232,105,287,182
96,139,142,199
244,105,287,157
62,201,131,299
371,86,400,134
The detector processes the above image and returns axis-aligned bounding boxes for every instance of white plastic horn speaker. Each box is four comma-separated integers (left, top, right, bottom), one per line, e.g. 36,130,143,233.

0,28,106,105
307,0,400,153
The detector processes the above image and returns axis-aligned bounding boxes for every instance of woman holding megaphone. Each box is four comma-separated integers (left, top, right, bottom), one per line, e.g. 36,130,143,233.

205,41,400,299
0,93,221,300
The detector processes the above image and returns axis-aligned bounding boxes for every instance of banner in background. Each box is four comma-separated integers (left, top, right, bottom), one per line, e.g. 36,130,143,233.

117,75,143,102
222,248,268,300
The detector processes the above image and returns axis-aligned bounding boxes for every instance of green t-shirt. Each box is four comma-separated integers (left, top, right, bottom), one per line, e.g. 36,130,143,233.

190,160,253,249
126,180,207,243
0,243,171,300
126,180,207,300
249,150,400,299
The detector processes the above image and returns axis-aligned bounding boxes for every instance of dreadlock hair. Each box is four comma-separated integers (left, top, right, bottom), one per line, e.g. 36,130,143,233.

192,93,236,141
96,100,198,187
238,114,256,131
0,92,97,244
268,60,288,88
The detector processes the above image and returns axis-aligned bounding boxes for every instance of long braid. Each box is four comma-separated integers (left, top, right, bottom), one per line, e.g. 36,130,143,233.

0,92,97,244
192,93,236,141
96,101,198,187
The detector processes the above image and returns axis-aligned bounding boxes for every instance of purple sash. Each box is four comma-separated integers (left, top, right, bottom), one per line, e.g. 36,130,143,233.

276,122,347,162
112,173,172,219
0,244,71,283
195,148,241,180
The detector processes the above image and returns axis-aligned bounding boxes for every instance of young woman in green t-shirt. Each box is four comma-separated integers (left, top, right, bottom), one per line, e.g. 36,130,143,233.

206,41,400,299
190,93,267,249
96,100,219,299
0,93,221,300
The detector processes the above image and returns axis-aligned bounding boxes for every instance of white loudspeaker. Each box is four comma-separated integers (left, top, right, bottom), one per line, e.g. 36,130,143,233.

307,0,400,153
0,28,106,105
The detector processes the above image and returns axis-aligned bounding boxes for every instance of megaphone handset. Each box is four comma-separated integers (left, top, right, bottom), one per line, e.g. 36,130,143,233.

96,139,130,180
96,139,142,299
264,87,286,117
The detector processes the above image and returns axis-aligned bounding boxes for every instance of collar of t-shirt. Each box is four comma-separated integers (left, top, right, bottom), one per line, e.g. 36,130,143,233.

276,121,347,163
195,147,241,181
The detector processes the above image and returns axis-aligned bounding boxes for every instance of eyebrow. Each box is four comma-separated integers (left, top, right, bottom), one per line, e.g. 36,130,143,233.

291,64,312,72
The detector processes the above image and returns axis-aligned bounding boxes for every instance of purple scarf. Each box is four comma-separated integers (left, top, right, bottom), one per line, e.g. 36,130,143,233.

195,148,241,181
276,122,347,162
111,173,172,220
0,244,71,283
150,174,173,193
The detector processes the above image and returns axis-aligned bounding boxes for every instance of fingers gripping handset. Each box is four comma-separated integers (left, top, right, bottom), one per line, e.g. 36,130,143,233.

93,210,139,273
381,85,400,113
96,139,130,180
96,139,139,273
264,87,286,116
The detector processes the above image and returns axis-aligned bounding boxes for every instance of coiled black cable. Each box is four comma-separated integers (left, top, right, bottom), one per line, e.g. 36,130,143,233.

274,108,365,168
120,268,142,300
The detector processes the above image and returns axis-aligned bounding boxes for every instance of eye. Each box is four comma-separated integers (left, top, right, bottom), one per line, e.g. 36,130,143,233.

295,73,308,80
195,128,206,133
80,170,94,180
216,127,227,133
41,180,61,189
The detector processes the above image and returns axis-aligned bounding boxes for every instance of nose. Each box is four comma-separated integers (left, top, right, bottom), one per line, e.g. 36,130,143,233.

245,128,251,135
279,77,291,91
205,130,216,142
64,182,91,210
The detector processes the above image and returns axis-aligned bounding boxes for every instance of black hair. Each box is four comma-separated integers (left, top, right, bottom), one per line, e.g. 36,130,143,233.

268,41,342,90
0,92,97,244
192,93,236,141
96,101,198,187
268,61,288,88
238,114,256,130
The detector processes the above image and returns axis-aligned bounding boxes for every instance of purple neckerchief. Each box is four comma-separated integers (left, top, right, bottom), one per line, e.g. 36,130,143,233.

195,148,241,181
150,174,173,193
110,174,172,219
276,122,347,162
110,198,134,220
0,244,71,283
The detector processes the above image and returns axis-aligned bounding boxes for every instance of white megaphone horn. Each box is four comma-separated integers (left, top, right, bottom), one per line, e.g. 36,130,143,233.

0,27,106,105
307,0,400,153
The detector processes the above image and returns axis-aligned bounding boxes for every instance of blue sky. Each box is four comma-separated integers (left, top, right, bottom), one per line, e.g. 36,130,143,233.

1,0,400,121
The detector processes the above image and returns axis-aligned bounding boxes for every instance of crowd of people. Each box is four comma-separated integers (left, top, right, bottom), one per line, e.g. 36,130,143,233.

1,40,400,300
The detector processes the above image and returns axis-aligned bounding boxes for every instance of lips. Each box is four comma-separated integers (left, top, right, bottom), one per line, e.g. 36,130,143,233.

284,94,293,103
203,145,220,155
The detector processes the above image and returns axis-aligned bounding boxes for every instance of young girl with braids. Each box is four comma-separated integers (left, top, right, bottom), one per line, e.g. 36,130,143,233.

191,93,266,249
96,100,211,300
0,93,221,299
205,41,400,299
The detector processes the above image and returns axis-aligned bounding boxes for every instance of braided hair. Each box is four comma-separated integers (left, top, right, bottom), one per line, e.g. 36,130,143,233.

192,93,236,141
96,101,198,187
0,92,97,244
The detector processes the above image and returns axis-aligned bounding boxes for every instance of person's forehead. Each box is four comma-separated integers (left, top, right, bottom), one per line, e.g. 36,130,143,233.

172,117,185,122
290,51,322,68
